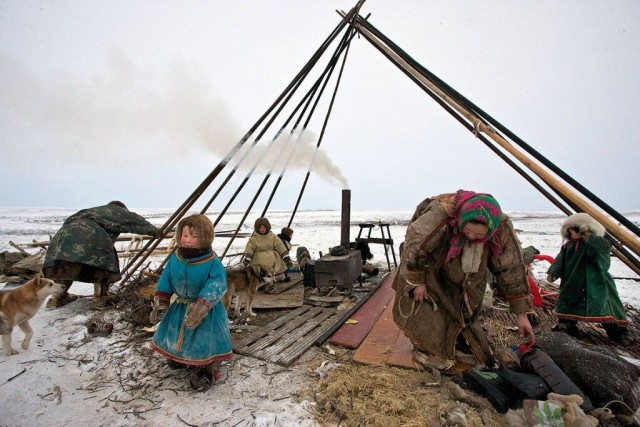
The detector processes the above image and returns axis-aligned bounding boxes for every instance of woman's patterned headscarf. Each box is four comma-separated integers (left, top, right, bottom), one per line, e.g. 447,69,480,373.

446,190,503,265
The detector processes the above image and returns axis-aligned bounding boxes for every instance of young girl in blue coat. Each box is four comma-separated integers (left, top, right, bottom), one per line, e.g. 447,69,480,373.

150,214,232,390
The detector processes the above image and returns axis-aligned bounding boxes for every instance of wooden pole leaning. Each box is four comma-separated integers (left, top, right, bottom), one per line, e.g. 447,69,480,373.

354,22,640,260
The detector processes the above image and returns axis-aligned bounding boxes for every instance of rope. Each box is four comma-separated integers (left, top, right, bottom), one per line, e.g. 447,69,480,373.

397,292,423,319
601,400,639,422
352,13,640,241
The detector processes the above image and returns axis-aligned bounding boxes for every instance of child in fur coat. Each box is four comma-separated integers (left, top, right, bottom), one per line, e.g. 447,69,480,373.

547,212,631,345
243,218,293,282
150,214,232,390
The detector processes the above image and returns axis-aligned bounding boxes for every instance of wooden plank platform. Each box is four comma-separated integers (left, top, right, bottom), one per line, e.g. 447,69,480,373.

242,282,305,309
232,305,344,366
352,290,640,370
328,269,397,349
352,294,415,369
264,275,303,295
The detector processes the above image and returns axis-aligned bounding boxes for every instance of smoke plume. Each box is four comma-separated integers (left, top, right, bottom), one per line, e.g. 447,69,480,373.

0,49,348,189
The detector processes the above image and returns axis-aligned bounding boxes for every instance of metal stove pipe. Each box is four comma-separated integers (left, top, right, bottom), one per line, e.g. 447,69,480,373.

341,189,351,247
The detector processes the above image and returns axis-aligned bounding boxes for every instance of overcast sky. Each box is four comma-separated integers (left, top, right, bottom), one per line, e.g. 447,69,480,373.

1,1,639,213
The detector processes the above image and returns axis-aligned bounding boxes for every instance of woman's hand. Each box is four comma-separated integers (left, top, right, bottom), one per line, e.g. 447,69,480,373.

517,312,535,344
412,284,429,302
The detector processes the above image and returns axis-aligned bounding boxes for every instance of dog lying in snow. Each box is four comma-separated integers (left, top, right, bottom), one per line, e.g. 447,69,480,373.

224,264,275,319
0,273,64,356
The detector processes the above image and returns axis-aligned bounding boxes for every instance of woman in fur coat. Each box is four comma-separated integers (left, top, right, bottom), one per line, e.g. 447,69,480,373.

393,190,534,373
547,213,630,344
243,218,293,282
150,214,232,390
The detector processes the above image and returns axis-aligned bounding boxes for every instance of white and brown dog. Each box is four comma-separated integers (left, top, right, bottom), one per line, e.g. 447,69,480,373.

224,264,275,319
0,273,64,356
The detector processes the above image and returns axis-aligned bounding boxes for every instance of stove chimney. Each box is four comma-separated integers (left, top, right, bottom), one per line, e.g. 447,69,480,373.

341,189,351,247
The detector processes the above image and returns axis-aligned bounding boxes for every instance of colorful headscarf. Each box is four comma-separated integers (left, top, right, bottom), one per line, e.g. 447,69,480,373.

445,190,503,265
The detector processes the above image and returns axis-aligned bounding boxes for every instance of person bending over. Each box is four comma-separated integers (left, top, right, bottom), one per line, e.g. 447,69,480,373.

393,190,535,374
42,201,159,309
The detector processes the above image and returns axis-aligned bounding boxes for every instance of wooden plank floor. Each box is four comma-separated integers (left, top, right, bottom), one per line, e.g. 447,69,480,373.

328,269,397,349
232,305,343,366
250,282,304,309
352,295,415,369
352,290,640,370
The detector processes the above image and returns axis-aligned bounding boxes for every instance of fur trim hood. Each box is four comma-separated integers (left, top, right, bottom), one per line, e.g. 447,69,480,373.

176,214,214,248
254,217,271,234
561,213,605,239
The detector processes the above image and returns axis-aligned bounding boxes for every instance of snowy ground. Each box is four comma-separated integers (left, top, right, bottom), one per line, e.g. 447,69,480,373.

0,289,322,426
1,208,639,426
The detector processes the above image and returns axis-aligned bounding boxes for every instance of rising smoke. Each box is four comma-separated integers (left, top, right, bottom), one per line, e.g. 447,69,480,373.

230,128,349,189
0,49,348,188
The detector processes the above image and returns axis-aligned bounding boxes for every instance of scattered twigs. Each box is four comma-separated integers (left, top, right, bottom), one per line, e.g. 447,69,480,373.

176,414,199,427
9,240,31,256
261,364,294,386
44,349,93,364
272,395,292,401
2,367,27,385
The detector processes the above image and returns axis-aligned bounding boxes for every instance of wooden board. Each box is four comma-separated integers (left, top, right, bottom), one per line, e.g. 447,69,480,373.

264,275,303,294
352,296,415,369
328,269,397,349
241,283,305,309
353,290,640,369
232,305,344,366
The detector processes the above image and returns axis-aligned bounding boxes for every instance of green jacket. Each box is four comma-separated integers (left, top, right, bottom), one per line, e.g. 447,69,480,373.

548,234,627,324
43,204,158,274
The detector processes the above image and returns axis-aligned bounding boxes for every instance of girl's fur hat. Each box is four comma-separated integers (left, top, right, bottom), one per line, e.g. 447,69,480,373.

281,227,293,237
176,214,215,248
561,212,605,239
254,217,271,234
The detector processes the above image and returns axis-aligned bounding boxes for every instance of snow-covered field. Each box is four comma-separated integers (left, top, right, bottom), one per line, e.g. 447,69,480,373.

0,207,639,426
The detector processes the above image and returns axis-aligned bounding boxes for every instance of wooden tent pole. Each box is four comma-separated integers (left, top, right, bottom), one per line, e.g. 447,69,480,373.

348,14,640,274
354,23,640,258
351,13,640,239
117,3,366,283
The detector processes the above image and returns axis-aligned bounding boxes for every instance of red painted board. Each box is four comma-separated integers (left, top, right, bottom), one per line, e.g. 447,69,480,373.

328,269,397,349
353,290,416,369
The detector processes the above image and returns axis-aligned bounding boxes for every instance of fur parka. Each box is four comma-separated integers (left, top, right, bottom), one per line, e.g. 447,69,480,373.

244,231,289,275
560,212,606,240
548,213,628,325
393,193,532,366
176,215,215,249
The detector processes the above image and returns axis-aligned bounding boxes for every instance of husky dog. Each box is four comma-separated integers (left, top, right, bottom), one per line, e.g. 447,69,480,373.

0,273,64,356
224,264,275,319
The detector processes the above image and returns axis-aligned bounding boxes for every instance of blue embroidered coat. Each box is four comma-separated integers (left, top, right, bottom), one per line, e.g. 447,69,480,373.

151,251,233,365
